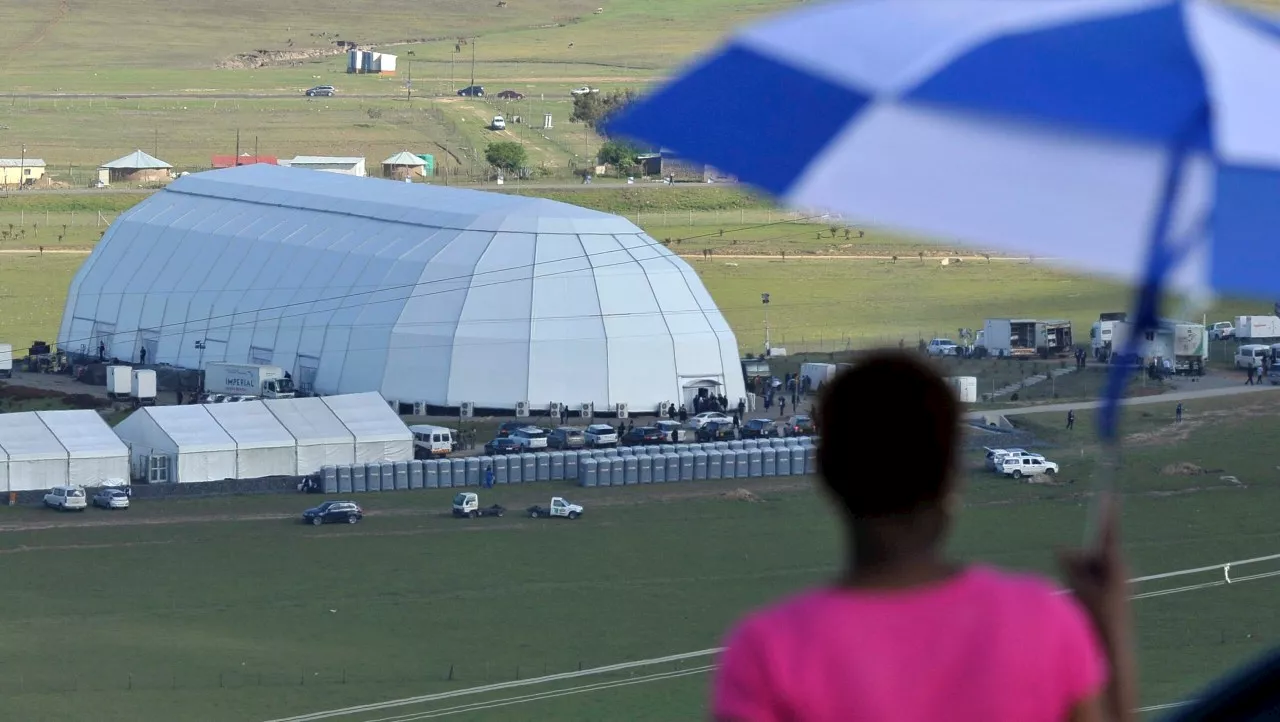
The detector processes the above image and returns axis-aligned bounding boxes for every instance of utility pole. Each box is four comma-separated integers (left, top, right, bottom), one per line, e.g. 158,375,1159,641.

405,60,412,103
18,144,26,190
762,293,772,354
154,128,159,158
451,50,455,91
254,135,259,160
470,37,476,88
234,129,241,164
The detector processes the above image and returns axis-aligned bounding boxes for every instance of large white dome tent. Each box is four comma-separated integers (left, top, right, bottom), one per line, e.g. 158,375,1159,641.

59,165,746,412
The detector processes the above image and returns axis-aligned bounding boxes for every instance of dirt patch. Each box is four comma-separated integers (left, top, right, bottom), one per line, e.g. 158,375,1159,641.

1161,462,1207,476
721,488,762,503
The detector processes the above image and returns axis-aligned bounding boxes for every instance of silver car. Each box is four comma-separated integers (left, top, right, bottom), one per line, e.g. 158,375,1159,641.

92,488,130,510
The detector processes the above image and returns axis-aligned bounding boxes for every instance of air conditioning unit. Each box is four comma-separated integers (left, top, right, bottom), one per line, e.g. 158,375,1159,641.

615,402,629,419
515,401,530,417
579,402,593,418
548,402,562,417
657,401,671,418
459,401,475,418
413,401,426,416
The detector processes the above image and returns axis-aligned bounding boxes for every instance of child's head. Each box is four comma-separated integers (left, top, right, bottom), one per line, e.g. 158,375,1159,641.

816,351,960,526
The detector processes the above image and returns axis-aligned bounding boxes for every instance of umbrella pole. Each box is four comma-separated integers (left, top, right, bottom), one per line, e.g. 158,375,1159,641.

1085,116,1204,545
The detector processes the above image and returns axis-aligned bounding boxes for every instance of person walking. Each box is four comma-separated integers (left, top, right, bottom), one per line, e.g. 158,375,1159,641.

1246,365,1255,385
1066,409,1075,430
679,405,688,422
98,341,106,362
778,396,787,418
139,347,147,365
1175,402,1183,425
484,465,495,489
737,399,746,420
713,352,1134,722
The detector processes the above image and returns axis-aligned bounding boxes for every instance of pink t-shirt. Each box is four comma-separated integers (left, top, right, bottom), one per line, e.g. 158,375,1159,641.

713,565,1106,722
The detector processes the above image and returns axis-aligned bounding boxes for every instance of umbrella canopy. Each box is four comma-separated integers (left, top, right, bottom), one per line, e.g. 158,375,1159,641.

612,0,1280,301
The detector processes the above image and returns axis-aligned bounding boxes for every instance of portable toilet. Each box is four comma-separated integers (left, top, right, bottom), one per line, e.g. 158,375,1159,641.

580,457,598,487
465,458,480,486
610,457,624,484
536,453,551,481
762,446,777,476
651,453,667,482
408,460,423,489
776,447,791,476
505,454,521,483
693,450,708,480
805,444,818,474
736,449,750,477
424,460,439,488
550,451,565,480
637,454,652,483
451,458,467,487
623,455,639,484
322,465,338,493
790,446,806,475
351,463,367,492
707,449,723,479
665,453,681,482
368,462,386,491
748,448,763,477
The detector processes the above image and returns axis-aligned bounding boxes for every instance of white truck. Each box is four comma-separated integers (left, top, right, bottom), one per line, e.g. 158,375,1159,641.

526,496,583,519
203,362,295,399
981,319,1073,358
1095,319,1207,374
0,342,11,378
106,365,133,400
1234,315,1280,342
452,492,506,518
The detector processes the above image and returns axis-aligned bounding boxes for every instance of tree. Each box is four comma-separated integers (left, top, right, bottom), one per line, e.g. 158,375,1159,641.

597,139,642,168
571,88,639,129
484,141,527,173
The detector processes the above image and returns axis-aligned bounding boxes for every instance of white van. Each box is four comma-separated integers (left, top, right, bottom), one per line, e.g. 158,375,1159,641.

1235,344,1270,369
44,486,87,511
409,424,454,459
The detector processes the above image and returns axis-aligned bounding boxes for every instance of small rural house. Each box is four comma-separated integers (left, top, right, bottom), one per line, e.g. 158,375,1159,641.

211,154,278,169
98,150,173,185
0,158,46,187
382,151,427,179
279,156,367,177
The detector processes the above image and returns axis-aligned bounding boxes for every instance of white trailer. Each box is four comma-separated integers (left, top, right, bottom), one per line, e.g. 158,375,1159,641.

1234,315,1280,341
106,365,133,400
131,369,157,406
799,362,837,387
0,342,11,378
203,362,296,399
947,376,978,403
1171,323,1208,375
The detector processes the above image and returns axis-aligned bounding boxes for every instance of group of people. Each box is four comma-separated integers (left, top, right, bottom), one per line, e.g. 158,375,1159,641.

1244,359,1272,385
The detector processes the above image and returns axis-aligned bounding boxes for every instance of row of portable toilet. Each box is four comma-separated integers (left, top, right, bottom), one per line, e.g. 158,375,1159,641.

320,452,581,493
577,444,816,487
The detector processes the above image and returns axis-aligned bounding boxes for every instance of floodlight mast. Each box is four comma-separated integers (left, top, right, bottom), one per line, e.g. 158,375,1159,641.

761,292,771,354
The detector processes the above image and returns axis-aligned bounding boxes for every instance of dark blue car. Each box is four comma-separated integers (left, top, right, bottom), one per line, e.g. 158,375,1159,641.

302,501,363,526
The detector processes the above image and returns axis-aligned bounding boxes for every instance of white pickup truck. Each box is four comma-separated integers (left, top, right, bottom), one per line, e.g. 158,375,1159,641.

526,496,583,519
997,455,1059,480
926,339,959,356
452,492,506,519
984,447,1043,471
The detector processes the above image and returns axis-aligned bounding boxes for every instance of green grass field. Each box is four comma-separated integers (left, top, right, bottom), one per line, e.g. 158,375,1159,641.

1,393,1278,721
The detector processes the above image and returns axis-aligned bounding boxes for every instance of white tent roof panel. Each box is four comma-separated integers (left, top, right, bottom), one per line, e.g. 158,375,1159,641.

35,410,129,459
137,406,235,453
0,413,69,462
263,397,353,446
320,392,411,443
203,401,297,450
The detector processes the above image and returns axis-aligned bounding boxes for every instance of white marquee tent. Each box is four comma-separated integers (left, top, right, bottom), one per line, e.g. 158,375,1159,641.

0,410,129,492
113,393,411,483
59,164,747,412
320,392,413,463
203,401,299,478
114,405,239,483
262,397,356,473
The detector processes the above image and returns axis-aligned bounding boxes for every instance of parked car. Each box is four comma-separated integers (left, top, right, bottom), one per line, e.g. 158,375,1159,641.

997,455,1059,480
687,411,731,430
740,418,777,439
622,426,666,445
697,419,736,442
1210,321,1236,340
584,423,619,447
301,500,363,525
548,426,586,449
1235,344,1270,369
655,419,689,443
784,415,815,436
491,115,506,130
305,85,336,97
91,488,130,510
926,338,960,356
484,437,521,455
44,485,87,512
570,85,598,96
509,426,549,450
452,492,505,518
496,89,524,99
497,421,529,438
527,496,583,519
457,85,485,97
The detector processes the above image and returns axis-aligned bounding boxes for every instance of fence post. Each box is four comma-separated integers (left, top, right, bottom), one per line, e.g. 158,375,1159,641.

342,668,347,684
516,665,521,680
447,664,454,681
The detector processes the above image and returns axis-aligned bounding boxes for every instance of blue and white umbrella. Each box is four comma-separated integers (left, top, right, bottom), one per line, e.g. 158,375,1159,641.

612,0,1280,437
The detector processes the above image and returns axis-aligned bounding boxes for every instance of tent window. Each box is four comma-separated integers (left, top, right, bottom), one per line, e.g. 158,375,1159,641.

148,455,171,483
249,346,274,364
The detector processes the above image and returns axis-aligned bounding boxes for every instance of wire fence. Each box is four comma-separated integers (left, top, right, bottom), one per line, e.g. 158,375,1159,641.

0,658,692,695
